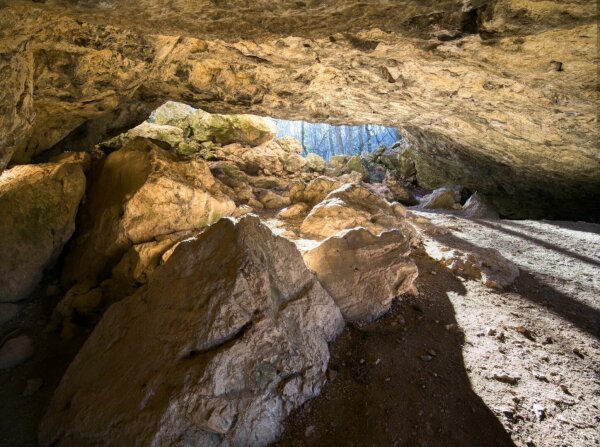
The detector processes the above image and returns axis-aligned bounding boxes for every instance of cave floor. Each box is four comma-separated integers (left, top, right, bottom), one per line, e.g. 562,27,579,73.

1,214,599,447
277,213,600,447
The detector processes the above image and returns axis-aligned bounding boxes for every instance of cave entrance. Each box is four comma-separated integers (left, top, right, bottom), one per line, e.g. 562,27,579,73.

272,119,401,160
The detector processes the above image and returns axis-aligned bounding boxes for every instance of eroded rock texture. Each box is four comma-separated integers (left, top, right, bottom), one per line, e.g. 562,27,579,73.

40,215,344,447
62,138,235,285
303,228,418,322
0,1,597,219
0,161,85,302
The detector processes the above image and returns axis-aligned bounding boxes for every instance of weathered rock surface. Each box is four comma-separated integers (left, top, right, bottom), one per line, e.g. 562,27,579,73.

53,281,103,338
420,187,460,210
0,335,33,370
277,203,310,220
3,1,597,219
462,192,500,219
305,153,326,173
300,183,408,239
62,138,235,285
0,162,85,302
424,239,519,290
40,215,344,447
303,228,418,322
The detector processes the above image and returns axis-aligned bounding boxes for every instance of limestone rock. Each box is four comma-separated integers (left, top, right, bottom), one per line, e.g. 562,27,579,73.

101,121,185,152
184,109,276,147
420,187,460,210
0,335,33,369
300,183,409,239
303,228,418,322
462,192,500,219
345,156,369,180
62,138,235,285
0,162,85,302
382,173,416,204
277,203,310,220
149,100,196,126
305,153,325,172
1,2,598,219
40,215,344,447
327,156,350,172
289,176,342,205
425,240,519,290
53,282,103,338
256,189,291,209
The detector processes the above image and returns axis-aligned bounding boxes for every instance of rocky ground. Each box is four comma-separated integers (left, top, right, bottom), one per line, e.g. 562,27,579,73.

277,213,600,447
1,212,598,446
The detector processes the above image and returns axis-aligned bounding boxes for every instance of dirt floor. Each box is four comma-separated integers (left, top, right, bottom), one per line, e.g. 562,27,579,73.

278,212,600,447
1,212,599,447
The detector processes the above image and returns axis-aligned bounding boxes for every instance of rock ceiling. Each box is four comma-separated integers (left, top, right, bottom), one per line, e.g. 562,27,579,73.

0,0,598,218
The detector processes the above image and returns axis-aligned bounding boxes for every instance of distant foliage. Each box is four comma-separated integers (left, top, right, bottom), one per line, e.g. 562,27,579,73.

273,119,401,160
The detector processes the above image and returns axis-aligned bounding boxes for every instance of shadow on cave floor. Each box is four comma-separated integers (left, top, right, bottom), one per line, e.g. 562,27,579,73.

413,213,600,340
475,220,600,269
275,252,516,447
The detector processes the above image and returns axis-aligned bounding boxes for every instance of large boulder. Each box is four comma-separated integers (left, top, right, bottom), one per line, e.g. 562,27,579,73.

0,162,85,302
303,228,418,322
62,138,235,285
289,176,342,205
462,192,500,219
149,101,196,127
40,215,344,447
100,121,186,152
184,109,276,147
300,183,409,239
420,187,460,210
305,153,325,172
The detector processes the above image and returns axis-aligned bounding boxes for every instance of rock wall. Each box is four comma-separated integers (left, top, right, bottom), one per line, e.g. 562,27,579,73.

0,1,598,218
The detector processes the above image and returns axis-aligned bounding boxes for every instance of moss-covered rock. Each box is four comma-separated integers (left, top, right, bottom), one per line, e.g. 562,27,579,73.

183,110,276,147
345,155,369,180
305,153,325,172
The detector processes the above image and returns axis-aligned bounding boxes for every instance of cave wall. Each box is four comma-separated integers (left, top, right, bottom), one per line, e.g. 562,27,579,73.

0,0,598,218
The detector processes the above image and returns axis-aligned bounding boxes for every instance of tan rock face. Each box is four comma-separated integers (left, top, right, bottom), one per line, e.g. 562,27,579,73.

0,1,598,218
40,215,344,447
62,138,235,284
303,228,418,322
0,162,85,302
300,183,409,239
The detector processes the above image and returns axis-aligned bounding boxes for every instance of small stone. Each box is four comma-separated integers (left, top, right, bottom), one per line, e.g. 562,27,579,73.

533,403,546,422
492,373,520,385
572,348,584,359
305,425,316,437
419,354,433,362
359,358,366,365
0,335,34,369
22,378,44,396
375,358,381,365
541,336,554,345
487,327,497,336
427,349,437,357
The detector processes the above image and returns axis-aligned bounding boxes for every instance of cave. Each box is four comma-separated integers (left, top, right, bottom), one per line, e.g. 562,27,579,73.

0,1,599,447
